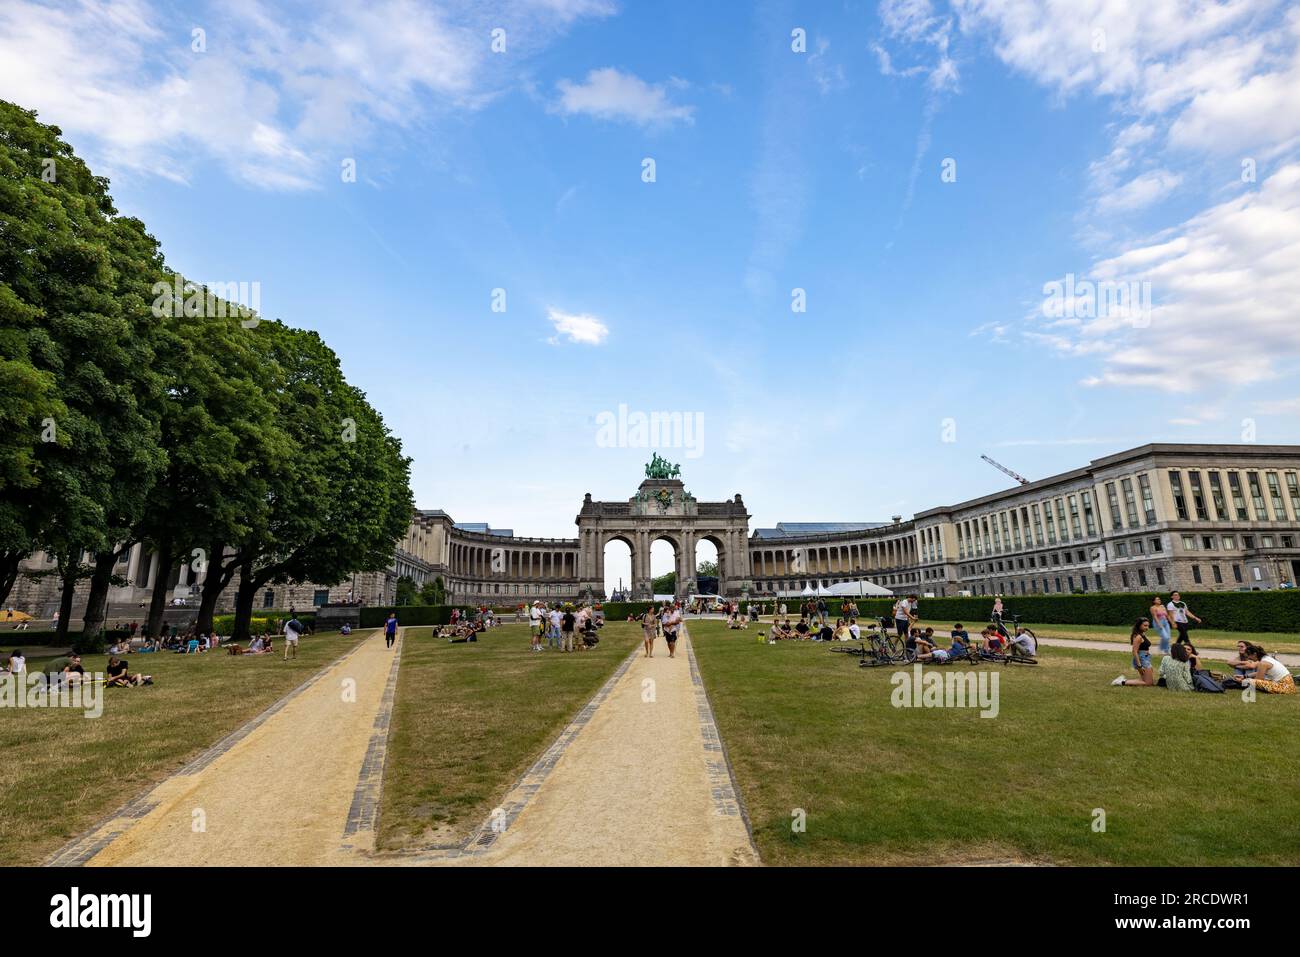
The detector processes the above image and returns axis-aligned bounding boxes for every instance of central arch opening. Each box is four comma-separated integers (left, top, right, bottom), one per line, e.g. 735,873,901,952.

650,536,678,598
694,536,720,596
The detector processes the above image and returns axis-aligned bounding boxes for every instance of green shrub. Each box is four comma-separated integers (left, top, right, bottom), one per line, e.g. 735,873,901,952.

359,605,478,628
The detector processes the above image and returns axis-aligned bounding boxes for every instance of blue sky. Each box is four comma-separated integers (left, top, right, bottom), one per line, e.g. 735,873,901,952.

4,0,1300,589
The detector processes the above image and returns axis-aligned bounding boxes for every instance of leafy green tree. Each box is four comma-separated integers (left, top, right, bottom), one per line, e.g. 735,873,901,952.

419,577,446,605
696,559,719,577
395,576,418,606
0,101,166,635
224,323,413,642
652,571,676,594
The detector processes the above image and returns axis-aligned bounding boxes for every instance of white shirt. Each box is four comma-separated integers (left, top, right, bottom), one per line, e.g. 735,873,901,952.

8,654,24,674
1260,655,1289,682
893,600,910,619
549,610,562,627
283,622,301,640
530,606,542,622
848,623,861,640
1166,601,1189,624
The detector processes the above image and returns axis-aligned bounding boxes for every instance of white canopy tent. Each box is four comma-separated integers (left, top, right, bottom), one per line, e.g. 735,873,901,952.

823,579,893,597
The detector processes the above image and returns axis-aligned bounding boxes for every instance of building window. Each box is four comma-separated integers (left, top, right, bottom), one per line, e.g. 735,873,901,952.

1266,472,1287,520
1168,471,1189,520
1115,542,1129,557
1243,535,1255,549
1228,471,1249,519
1262,535,1275,548
1232,564,1242,583
1208,471,1227,520
1201,535,1216,550
263,590,275,608
1151,537,1163,552
1138,474,1157,525
1106,483,1123,528
313,589,329,607
1032,505,1044,546
1045,506,1057,544
1156,567,1166,585
1287,472,1300,518
1221,535,1236,549
1068,495,1083,539
1181,534,1197,550
1192,565,1202,584
1284,536,1295,548
1247,471,1267,519
1095,574,1104,591
1188,471,1209,520
1138,568,1147,586
1212,565,1223,584
1120,570,1129,587
1082,491,1098,536
1067,576,1075,592
1054,577,1062,592
1076,549,1086,563
1055,499,1069,541
1133,539,1144,555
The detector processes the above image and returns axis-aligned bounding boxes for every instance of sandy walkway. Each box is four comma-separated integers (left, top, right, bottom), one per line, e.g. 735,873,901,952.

443,626,759,867
63,631,403,867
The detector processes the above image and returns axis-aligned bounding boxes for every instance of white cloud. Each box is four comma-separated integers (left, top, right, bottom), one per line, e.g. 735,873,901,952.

1056,164,1300,391
552,67,694,126
1095,168,1183,213
547,307,609,345
0,0,612,190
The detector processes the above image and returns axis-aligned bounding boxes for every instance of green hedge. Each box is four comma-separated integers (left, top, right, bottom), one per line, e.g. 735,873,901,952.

0,629,131,649
773,591,1300,633
360,605,479,628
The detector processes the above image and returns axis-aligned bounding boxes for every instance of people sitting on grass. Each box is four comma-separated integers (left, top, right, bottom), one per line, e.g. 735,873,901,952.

1157,642,1196,692
792,617,810,639
1223,640,1256,676
978,626,1005,654
42,653,85,686
1112,619,1155,687
1238,644,1296,695
833,619,851,641
777,618,795,641
1010,626,1038,657
951,623,969,643
105,655,152,687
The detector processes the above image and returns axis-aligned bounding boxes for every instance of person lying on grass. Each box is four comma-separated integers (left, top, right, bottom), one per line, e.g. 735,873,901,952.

1239,644,1296,695
915,631,971,663
1113,619,1155,687
106,656,152,687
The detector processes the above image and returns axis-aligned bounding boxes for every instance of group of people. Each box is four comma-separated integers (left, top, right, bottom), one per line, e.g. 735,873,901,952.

1115,618,1294,694
766,616,859,642
1,650,155,688
638,603,684,658
529,601,603,653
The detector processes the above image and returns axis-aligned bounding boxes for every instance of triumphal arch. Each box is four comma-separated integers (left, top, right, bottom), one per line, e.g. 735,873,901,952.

575,454,753,599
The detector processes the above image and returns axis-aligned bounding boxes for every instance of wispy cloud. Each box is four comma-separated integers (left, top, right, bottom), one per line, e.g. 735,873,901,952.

551,67,694,126
547,307,609,345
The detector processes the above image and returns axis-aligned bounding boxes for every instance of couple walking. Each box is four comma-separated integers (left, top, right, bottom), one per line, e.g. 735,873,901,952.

642,602,683,659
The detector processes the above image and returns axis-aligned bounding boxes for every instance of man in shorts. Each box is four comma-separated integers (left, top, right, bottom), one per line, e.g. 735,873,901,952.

664,603,683,658
529,601,544,652
283,617,303,660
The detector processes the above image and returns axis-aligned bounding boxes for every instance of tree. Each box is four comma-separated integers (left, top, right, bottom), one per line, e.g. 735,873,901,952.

395,576,418,606
419,577,446,605
0,101,167,631
135,277,285,637
225,323,413,642
697,559,719,577
652,571,676,594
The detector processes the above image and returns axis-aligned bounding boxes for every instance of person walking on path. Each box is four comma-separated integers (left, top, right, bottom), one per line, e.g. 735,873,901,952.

1166,592,1201,645
384,612,398,649
664,603,683,659
1149,596,1172,653
283,617,303,661
641,609,658,657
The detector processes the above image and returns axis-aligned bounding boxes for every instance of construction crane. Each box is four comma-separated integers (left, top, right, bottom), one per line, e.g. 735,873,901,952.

981,454,1031,486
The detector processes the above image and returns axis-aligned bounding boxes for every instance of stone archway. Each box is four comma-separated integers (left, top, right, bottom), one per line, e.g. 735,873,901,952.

576,476,753,600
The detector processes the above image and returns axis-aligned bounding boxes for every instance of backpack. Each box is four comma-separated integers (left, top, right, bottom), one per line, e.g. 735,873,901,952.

1192,669,1225,693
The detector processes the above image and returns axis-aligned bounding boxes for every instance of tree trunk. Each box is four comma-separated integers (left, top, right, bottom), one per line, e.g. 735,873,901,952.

79,550,119,640
196,542,236,635
145,533,175,639
232,560,261,643
0,551,21,609
55,549,79,642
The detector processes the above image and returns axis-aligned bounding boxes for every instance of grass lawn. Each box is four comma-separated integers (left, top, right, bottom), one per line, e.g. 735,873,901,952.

378,621,638,851
690,619,1299,866
0,630,369,867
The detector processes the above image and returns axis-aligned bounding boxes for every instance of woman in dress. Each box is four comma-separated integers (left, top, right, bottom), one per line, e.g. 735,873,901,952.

1149,596,1172,654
